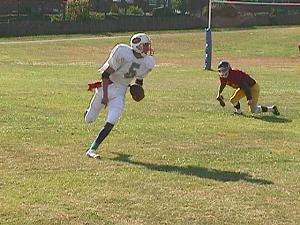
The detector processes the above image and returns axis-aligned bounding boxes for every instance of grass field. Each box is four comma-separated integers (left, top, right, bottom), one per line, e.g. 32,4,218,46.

0,26,300,225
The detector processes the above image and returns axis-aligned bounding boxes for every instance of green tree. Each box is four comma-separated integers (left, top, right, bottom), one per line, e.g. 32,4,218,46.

66,0,91,21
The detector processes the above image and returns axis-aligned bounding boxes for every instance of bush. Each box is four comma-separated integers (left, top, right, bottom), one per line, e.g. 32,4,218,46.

172,0,187,15
107,4,143,16
127,5,144,16
50,14,64,22
153,6,175,17
109,3,119,15
90,12,106,20
202,4,238,18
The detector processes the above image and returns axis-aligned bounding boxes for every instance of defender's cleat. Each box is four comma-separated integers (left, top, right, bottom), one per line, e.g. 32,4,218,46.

86,149,100,159
232,111,243,115
233,109,243,115
272,105,280,116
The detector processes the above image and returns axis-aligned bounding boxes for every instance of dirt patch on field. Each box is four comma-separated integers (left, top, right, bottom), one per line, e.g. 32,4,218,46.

156,57,201,67
157,56,299,69
222,57,299,68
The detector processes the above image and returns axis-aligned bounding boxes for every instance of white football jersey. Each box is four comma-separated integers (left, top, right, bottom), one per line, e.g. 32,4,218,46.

99,44,155,86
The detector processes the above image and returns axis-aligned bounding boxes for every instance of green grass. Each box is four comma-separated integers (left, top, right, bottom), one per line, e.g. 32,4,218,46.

1,26,300,225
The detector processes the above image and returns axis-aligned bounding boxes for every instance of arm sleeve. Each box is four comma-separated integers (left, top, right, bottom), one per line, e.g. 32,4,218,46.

218,83,226,95
145,56,155,70
240,81,252,100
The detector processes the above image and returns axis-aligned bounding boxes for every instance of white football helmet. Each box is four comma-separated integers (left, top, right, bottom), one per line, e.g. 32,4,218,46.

130,33,154,56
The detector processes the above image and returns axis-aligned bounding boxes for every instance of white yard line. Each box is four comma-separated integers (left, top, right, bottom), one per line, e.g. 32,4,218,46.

0,32,194,45
0,35,129,45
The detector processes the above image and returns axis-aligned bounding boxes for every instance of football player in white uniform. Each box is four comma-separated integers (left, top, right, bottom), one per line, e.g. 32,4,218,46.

84,33,155,159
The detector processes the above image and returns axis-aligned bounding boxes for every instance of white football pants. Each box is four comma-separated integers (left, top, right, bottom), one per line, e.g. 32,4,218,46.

84,83,127,125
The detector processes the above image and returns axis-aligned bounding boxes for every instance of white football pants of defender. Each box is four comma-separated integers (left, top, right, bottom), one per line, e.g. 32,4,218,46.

84,83,127,125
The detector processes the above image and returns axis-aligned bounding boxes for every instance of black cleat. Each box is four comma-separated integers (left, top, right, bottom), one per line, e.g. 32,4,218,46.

84,110,88,119
272,105,280,116
232,111,243,115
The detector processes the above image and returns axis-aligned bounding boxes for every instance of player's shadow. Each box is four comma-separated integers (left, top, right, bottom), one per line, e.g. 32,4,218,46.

112,153,273,185
244,114,292,123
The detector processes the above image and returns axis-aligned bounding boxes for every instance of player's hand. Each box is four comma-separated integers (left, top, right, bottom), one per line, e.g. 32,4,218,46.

216,94,223,101
216,95,225,107
101,96,109,108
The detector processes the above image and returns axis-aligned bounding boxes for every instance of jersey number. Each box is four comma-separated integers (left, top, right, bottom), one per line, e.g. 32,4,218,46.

124,63,140,78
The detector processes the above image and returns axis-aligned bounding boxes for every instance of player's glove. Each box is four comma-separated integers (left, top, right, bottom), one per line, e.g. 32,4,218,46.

216,95,226,107
87,81,101,91
129,84,145,102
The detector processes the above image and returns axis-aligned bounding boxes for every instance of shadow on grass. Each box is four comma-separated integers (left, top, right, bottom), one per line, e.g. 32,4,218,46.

243,114,292,123
112,153,273,185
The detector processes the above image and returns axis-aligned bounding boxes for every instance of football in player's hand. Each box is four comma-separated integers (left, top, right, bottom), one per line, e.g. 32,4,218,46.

130,84,145,102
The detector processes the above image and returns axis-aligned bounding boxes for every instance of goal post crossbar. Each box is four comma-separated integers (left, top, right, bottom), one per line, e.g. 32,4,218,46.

203,0,300,70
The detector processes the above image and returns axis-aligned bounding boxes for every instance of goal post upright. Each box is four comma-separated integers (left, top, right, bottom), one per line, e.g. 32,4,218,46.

204,0,213,70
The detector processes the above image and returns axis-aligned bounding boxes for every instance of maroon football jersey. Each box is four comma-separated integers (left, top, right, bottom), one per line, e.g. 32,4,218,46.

220,69,256,89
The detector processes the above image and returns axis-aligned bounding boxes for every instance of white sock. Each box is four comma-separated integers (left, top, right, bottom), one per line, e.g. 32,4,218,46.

267,106,274,112
256,105,262,113
235,108,242,113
